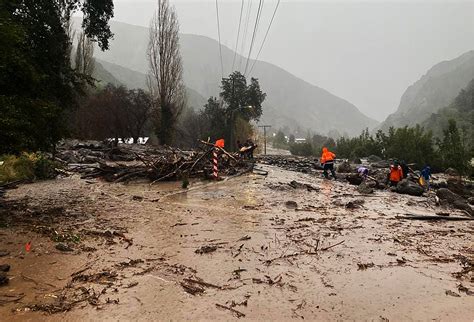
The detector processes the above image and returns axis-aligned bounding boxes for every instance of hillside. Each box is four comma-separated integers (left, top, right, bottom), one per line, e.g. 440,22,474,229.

92,61,122,87
379,50,474,131
93,59,206,110
90,20,377,136
422,79,474,147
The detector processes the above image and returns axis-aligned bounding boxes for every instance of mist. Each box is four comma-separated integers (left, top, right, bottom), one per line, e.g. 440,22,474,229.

110,0,474,121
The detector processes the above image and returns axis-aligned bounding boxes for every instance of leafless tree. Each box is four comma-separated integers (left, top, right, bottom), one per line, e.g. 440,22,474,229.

147,0,185,145
75,31,95,77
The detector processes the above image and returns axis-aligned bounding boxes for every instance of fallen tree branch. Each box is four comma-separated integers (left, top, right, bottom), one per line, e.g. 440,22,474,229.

397,214,474,221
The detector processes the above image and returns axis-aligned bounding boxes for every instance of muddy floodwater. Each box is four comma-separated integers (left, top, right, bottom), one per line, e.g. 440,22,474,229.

0,165,473,321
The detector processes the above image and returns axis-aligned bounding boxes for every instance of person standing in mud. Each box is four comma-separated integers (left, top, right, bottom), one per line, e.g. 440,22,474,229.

389,160,403,186
320,147,337,179
420,165,432,191
400,160,409,179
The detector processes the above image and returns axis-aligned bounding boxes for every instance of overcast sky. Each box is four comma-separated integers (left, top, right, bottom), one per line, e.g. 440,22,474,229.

111,0,474,121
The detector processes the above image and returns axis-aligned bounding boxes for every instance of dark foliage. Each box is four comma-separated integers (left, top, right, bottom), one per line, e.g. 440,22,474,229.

0,0,113,154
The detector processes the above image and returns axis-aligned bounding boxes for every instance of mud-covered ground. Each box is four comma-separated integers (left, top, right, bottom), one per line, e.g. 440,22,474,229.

0,165,473,321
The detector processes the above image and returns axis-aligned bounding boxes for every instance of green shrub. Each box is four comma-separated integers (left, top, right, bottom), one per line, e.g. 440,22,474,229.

0,153,58,184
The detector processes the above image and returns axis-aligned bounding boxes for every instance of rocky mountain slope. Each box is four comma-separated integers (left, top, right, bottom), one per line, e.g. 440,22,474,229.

379,50,474,131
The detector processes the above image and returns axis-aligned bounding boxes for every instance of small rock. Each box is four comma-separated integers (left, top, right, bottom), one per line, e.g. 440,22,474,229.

357,182,374,194
357,262,375,270
468,197,474,205
55,243,73,252
285,201,298,209
0,264,10,272
351,158,362,164
0,250,9,257
337,161,353,173
132,195,144,201
346,199,365,209
0,272,8,286
346,174,363,186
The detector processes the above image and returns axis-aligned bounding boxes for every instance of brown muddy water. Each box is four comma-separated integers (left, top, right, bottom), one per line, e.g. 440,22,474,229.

0,165,473,321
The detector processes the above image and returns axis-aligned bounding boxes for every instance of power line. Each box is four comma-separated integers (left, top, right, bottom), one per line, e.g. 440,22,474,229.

248,0,281,76
231,0,245,72
239,0,253,72
215,0,224,80
243,0,264,76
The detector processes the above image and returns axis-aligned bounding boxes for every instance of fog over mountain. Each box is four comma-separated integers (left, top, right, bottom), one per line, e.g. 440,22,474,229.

379,50,474,131
110,0,474,121
90,20,377,136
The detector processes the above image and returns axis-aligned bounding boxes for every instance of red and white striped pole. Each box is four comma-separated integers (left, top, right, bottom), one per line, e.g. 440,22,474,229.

212,148,218,179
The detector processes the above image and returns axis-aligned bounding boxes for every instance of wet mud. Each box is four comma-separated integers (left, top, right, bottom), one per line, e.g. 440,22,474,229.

0,165,472,321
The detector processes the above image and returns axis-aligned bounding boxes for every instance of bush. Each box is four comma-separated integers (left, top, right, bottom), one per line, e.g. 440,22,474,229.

0,153,58,184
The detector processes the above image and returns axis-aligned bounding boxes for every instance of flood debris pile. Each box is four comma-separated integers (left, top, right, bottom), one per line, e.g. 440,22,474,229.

56,140,253,183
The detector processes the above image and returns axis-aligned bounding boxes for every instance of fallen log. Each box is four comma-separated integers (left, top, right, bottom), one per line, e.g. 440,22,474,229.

396,214,474,221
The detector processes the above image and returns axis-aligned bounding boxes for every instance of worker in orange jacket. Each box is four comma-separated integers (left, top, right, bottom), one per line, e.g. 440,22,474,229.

389,160,404,186
320,147,337,179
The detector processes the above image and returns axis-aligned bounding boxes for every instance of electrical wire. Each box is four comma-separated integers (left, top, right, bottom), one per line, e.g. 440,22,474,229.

243,0,264,76
248,0,281,75
231,0,245,72
238,0,253,72
215,0,224,80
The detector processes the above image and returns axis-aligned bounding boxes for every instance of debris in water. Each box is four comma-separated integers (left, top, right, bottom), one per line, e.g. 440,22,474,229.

357,262,375,270
195,245,218,254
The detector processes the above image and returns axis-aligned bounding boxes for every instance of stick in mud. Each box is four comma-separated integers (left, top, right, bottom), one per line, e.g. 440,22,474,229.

215,303,246,318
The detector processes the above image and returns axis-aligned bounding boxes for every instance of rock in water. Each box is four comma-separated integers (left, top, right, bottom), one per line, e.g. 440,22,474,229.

346,174,363,186
357,182,374,194
372,160,390,168
468,197,474,205
285,201,298,209
436,188,465,203
367,155,382,162
337,161,353,173
445,168,459,176
396,179,424,196
0,272,8,286
437,188,473,216
0,264,10,272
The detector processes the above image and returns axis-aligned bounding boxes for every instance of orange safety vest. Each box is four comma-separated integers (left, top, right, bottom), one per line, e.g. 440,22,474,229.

389,165,403,182
320,147,336,164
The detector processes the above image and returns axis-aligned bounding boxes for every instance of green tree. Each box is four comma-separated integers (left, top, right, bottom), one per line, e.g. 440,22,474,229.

273,130,288,149
438,119,470,174
0,0,114,154
202,71,266,150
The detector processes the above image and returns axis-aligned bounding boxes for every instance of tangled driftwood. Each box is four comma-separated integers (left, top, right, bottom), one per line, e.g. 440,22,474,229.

57,140,252,183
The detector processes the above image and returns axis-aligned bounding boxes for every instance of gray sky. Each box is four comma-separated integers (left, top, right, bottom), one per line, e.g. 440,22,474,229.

111,0,474,121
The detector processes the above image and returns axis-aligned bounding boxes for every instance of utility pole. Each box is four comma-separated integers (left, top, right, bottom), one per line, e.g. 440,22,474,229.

258,125,272,155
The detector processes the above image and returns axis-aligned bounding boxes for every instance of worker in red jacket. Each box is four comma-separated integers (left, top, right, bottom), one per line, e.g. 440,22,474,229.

320,147,337,179
389,160,404,186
